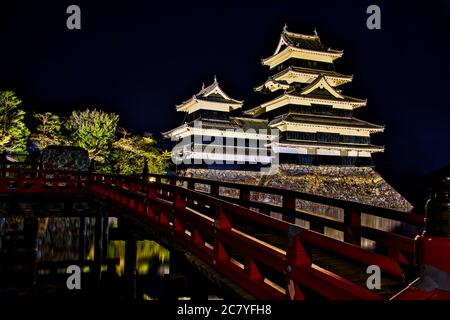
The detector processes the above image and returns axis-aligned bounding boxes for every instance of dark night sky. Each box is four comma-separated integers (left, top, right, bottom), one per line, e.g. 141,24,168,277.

0,0,449,204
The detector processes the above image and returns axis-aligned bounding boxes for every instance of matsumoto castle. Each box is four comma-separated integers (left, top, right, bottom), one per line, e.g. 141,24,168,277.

164,26,385,171
164,25,412,212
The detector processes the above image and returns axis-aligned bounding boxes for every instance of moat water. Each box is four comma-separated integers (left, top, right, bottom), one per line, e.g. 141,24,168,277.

0,212,222,301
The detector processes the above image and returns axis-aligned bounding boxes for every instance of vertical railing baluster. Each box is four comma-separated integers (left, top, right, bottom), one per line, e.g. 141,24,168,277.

186,180,195,206
282,194,296,223
244,257,263,282
285,226,309,300
213,204,231,264
310,220,325,234
173,191,186,235
174,191,186,210
210,184,219,197
344,207,361,246
239,188,250,208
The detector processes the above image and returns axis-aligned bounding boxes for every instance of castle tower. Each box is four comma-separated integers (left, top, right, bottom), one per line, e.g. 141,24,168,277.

245,26,384,166
163,77,273,170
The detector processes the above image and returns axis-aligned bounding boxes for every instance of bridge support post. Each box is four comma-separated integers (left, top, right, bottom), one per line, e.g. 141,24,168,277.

24,218,39,285
93,216,104,288
101,216,109,261
124,237,138,300
79,217,87,262
164,251,181,300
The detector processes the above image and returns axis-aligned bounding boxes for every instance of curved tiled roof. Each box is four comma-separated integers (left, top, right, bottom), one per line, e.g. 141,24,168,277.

269,113,384,130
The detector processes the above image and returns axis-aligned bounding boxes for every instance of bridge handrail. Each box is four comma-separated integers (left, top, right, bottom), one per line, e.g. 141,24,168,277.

0,165,423,225
0,168,424,264
93,172,424,226
0,167,422,299
0,167,89,193
90,174,393,300
89,172,423,269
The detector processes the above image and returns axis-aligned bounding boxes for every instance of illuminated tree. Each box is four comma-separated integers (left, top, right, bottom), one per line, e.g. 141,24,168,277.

31,112,65,150
112,131,170,174
65,108,119,169
0,91,30,153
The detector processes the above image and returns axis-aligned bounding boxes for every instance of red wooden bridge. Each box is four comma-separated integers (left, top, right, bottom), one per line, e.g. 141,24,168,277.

0,165,449,300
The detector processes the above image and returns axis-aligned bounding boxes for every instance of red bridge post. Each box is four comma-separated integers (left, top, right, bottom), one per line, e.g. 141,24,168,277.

213,204,231,264
285,226,310,299
393,166,450,300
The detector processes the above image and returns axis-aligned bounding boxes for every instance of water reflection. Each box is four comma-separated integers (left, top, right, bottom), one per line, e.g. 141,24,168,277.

38,217,93,262
0,215,172,300
108,238,169,277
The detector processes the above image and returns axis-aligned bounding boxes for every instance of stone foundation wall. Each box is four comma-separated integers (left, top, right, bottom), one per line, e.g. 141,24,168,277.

184,166,413,248
184,166,412,212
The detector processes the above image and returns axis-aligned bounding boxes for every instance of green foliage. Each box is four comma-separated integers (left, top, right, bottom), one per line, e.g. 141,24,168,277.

65,108,119,167
0,89,170,175
35,112,62,137
31,112,65,150
63,109,169,174
113,132,170,174
0,91,30,153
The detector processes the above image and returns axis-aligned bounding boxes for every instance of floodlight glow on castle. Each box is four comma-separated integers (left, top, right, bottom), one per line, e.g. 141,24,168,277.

163,26,384,170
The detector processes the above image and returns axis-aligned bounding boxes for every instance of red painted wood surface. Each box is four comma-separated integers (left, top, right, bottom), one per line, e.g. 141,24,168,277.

0,168,429,300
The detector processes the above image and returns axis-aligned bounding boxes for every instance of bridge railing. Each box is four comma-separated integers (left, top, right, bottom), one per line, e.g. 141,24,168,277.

90,172,401,300
88,172,424,268
0,167,426,299
139,173,424,267
88,172,426,300
0,167,424,267
0,167,89,193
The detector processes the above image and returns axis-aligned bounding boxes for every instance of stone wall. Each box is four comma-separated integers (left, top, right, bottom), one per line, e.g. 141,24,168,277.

184,166,413,248
184,166,412,212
